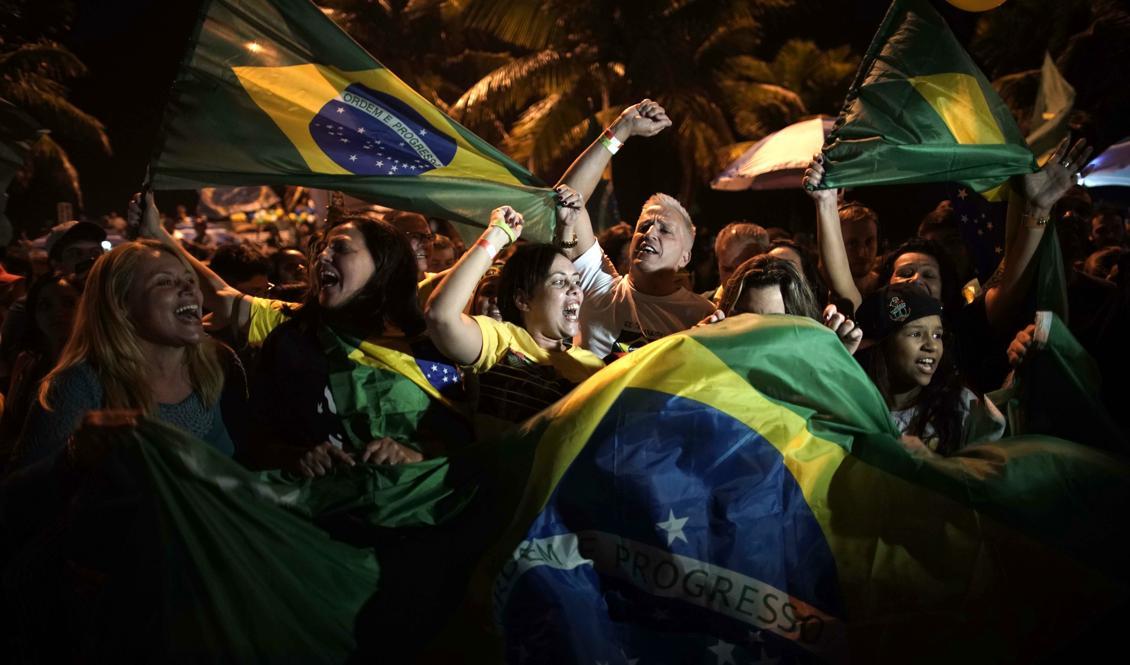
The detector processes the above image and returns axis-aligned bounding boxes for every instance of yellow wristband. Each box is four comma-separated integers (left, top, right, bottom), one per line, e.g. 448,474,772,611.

489,218,517,244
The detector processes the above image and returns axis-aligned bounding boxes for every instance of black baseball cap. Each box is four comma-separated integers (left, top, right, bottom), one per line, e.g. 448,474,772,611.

856,284,943,342
45,220,107,262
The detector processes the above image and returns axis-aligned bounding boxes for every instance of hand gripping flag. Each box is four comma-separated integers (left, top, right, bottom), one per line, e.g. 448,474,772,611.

819,0,1038,194
150,0,556,240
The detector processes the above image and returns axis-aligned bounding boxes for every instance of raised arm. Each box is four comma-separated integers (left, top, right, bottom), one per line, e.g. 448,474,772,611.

425,206,522,364
804,154,862,309
552,184,593,261
984,138,1092,332
558,99,671,198
130,191,254,334
554,100,671,252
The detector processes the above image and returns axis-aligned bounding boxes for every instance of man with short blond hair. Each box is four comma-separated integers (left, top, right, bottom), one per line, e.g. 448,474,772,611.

553,100,714,360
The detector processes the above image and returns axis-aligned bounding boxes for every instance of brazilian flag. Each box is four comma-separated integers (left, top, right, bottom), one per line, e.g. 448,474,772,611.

27,316,1128,662
151,0,555,240
820,0,1038,193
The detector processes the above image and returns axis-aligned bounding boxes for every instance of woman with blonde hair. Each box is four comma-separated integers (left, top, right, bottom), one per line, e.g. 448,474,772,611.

9,240,233,471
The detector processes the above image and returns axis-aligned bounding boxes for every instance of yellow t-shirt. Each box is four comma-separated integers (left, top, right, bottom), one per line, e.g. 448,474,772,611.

467,316,603,429
470,316,603,382
247,297,294,347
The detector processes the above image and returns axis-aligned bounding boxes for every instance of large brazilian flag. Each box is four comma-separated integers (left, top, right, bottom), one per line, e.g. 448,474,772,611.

150,0,556,240
820,0,1038,193
21,315,1128,663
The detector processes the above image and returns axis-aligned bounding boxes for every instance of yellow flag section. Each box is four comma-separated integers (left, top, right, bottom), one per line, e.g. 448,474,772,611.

232,64,526,185
472,317,1121,663
909,73,1011,200
909,73,1007,146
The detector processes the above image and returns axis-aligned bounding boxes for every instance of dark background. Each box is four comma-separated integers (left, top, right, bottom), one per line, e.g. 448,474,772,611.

6,0,1126,245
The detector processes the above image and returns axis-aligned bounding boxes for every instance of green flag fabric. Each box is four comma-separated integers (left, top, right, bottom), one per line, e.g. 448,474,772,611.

151,0,556,240
819,0,1038,192
989,310,1127,455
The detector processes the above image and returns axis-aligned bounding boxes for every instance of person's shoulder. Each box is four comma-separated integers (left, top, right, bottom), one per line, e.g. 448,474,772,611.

672,288,717,311
43,361,102,405
565,345,605,368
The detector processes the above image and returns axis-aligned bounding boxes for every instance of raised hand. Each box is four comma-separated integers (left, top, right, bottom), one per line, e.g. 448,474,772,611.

554,184,583,227
127,190,162,239
1006,323,1038,367
615,98,672,138
822,304,862,355
490,205,525,242
1023,138,1093,212
802,153,838,206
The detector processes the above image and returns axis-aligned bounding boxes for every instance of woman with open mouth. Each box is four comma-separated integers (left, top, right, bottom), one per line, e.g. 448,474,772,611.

425,203,604,435
10,240,234,471
130,193,468,477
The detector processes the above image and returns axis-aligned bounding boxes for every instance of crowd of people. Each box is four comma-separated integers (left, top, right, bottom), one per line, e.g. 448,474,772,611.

0,98,1127,652
0,99,1124,471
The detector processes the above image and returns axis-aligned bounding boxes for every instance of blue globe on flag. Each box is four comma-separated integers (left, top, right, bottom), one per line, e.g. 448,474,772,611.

310,83,457,176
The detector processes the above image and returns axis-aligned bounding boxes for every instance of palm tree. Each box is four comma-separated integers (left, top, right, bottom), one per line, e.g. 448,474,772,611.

0,40,111,236
448,1,857,204
317,0,495,112
716,38,857,142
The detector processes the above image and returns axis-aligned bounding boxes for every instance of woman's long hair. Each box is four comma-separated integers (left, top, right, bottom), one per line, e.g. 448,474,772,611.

298,215,425,337
857,333,966,455
38,240,224,413
720,254,821,320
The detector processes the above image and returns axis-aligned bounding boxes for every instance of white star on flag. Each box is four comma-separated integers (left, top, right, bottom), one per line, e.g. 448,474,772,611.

656,509,688,545
376,161,383,167
708,640,736,665
349,155,357,161
357,127,365,134
957,188,968,199
335,107,344,114
420,128,427,135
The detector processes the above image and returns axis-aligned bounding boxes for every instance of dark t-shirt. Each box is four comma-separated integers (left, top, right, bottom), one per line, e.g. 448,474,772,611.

247,319,349,452
246,319,472,460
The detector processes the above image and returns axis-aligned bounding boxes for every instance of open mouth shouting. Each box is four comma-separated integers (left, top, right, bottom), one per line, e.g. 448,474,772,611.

914,356,937,375
174,302,201,324
562,301,580,322
318,263,341,290
636,240,659,257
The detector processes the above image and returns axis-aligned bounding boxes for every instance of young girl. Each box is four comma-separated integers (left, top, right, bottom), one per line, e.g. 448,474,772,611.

854,284,1004,455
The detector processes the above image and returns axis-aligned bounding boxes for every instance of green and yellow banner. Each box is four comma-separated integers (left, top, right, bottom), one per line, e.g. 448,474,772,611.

151,0,555,240
820,0,1037,193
